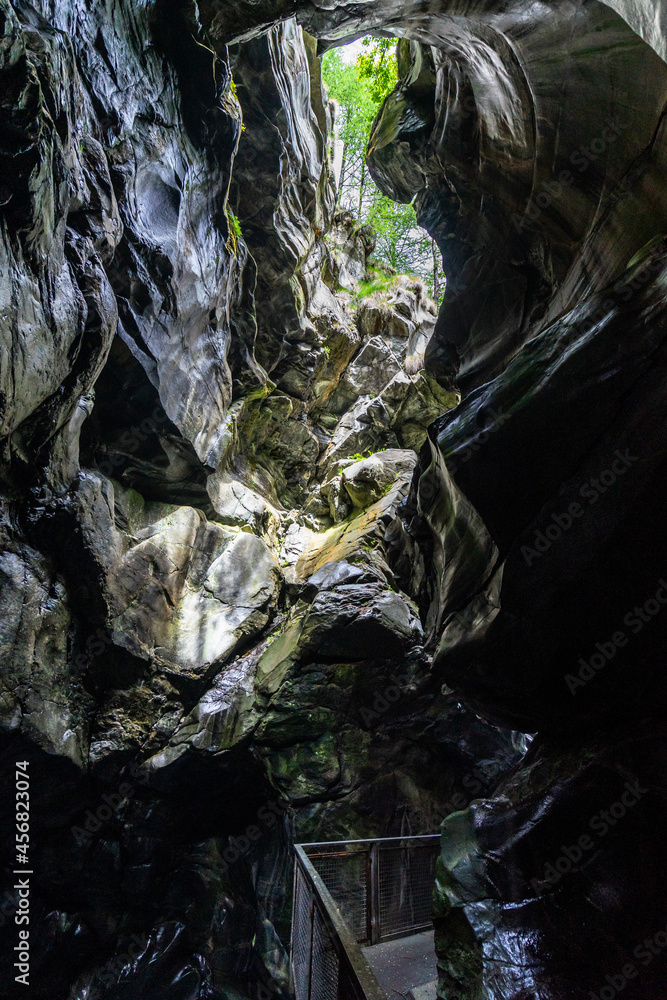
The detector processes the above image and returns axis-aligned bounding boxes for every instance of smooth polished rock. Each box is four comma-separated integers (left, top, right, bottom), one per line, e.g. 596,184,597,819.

4,1,667,998
420,247,667,733
434,722,667,999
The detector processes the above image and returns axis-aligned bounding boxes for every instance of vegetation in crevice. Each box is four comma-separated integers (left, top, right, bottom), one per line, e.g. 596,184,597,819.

226,208,243,254
322,40,445,299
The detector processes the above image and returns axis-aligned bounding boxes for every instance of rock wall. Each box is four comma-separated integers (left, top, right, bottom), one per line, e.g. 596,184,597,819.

357,10,667,997
1,0,667,999
0,4,521,997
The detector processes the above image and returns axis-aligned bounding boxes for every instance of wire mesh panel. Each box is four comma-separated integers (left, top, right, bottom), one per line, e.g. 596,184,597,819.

377,842,439,940
309,902,341,1000
291,837,439,999
338,956,376,1000
308,849,369,943
290,848,387,1000
292,863,314,1000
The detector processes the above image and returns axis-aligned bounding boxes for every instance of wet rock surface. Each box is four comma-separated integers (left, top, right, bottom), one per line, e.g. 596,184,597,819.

1,0,667,998
434,723,667,1000
0,3,490,996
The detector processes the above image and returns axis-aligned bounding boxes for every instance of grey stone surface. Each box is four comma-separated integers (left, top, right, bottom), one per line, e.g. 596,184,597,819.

3,1,667,998
363,931,437,998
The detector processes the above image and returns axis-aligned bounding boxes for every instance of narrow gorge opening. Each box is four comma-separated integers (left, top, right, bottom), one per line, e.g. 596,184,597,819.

0,2,666,1000
322,36,446,300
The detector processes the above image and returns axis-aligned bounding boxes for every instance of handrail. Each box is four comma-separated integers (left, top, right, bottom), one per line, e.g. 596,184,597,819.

292,846,387,1000
291,834,441,999
299,835,440,848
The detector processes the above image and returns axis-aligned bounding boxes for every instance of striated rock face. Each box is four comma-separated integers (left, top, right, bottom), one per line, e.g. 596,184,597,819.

2,0,667,998
0,4,512,997
434,722,667,999
203,1,667,997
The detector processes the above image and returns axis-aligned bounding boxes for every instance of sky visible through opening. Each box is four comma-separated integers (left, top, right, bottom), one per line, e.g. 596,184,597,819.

322,36,446,300
339,38,365,63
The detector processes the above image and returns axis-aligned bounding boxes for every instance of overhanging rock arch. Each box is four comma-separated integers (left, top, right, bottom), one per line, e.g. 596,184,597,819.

209,0,667,389
211,3,667,997
1,0,666,997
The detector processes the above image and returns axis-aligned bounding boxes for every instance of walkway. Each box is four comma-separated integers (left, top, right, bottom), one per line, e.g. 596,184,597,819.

363,929,437,1000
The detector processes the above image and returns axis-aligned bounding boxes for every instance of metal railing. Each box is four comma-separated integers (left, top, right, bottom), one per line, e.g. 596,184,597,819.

291,844,387,1000
290,835,440,1000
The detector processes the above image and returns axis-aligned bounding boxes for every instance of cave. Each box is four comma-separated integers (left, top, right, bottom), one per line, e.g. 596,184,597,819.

1,0,666,998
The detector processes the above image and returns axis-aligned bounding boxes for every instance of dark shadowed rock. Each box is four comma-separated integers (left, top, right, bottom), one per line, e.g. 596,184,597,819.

1,0,667,997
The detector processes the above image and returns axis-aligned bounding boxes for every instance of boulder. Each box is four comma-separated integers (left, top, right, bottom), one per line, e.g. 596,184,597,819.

342,448,417,508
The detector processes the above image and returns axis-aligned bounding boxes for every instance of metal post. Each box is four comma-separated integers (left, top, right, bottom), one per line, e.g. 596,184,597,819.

369,841,381,945
365,847,373,945
307,897,315,1000
289,862,299,998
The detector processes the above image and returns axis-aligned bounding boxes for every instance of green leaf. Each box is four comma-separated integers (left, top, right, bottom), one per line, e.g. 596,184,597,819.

322,40,445,299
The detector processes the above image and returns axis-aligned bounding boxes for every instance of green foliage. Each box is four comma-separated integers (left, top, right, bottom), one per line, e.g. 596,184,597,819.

356,37,398,103
352,271,399,299
322,48,377,211
229,78,246,130
366,196,431,275
348,447,386,461
322,40,445,300
226,210,243,254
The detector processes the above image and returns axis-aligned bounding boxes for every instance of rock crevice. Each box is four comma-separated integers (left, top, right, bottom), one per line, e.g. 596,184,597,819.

1,1,666,998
